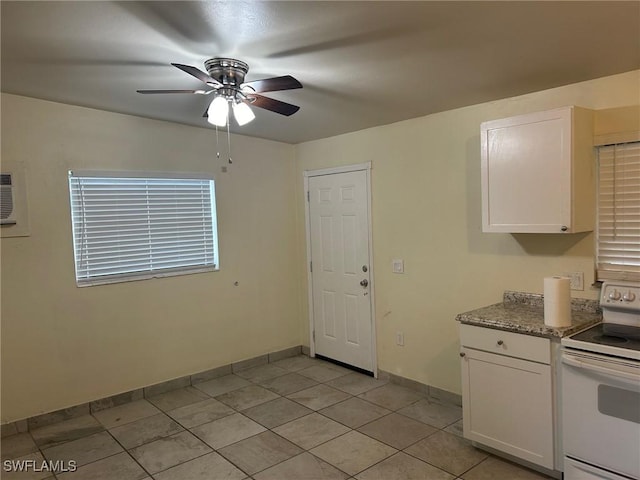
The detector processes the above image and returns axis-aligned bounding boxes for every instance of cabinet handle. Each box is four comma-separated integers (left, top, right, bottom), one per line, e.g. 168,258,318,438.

459,352,466,358
497,340,504,346
561,226,568,232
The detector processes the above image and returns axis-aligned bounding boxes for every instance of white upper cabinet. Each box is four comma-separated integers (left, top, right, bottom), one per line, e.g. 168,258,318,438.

481,106,595,233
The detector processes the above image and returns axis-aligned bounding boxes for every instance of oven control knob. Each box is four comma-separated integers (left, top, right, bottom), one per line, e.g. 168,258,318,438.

623,291,636,302
608,289,621,301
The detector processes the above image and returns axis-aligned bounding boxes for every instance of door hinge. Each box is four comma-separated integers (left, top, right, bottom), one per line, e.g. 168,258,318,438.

310,261,313,272
307,191,310,202
312,330,315,341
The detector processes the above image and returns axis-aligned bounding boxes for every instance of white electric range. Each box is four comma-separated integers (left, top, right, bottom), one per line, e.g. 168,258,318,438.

561,281,640,480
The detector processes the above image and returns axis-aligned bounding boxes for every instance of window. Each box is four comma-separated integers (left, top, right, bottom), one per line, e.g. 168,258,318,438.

596,142,640,282
69,171,219,286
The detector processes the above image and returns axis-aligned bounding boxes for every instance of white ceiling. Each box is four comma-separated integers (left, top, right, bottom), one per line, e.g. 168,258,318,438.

2,1,639,144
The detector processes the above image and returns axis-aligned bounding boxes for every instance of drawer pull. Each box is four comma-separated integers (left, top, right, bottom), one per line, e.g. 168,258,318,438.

497,340,504,346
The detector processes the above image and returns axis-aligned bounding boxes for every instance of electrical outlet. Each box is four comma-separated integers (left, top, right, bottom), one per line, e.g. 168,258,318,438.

565,272,584,291
396,331,405,346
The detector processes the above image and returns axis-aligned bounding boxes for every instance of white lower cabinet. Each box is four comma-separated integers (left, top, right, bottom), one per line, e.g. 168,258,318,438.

460,324,555,470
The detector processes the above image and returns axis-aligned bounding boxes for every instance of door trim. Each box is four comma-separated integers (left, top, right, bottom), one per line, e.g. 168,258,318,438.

303,162,377,376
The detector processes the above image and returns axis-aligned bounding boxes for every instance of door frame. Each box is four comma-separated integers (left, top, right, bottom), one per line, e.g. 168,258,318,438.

303,162,377,376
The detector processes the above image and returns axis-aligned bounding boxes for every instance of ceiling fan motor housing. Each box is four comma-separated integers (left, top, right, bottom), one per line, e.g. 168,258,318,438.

204,58,249,87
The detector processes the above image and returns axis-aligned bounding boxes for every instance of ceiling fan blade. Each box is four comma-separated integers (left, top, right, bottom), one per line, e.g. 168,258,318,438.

137,89,208,94
246,94,300,116
241,75,302,93
171,63,222,87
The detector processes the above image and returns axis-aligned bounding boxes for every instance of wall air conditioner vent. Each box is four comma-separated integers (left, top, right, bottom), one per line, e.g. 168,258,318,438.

1,173,17,225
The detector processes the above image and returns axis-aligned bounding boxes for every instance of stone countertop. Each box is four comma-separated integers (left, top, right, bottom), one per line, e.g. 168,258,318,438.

455,291,602,339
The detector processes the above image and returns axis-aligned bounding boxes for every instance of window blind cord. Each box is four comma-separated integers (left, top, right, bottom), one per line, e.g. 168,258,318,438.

613,143,617,240
145,181,153,271
78,180,87,274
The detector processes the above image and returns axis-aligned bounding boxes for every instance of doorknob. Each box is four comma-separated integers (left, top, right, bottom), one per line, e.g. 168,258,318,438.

360,279,369,287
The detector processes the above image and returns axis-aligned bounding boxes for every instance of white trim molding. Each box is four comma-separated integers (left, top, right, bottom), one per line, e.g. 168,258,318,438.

303,162,372,178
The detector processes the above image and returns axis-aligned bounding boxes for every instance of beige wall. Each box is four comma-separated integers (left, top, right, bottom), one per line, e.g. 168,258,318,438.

0,94,301,422
2,70,638,422
295,70,640,395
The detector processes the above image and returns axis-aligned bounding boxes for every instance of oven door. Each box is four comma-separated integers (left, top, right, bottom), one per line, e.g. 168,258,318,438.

565,457,633,480
562,349,640,479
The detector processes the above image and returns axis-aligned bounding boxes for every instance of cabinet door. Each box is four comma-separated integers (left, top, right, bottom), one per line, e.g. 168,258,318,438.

481,108,572,233
461,347,554,469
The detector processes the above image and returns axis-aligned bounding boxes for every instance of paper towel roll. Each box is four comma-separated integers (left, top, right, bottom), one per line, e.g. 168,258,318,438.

544,276,571,327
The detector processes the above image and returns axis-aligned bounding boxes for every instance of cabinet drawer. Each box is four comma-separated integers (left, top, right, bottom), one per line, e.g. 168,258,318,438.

459,324,550,364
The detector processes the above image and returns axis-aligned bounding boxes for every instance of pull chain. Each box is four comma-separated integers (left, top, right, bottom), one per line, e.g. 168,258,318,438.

215,125,220,160
226,109,232,164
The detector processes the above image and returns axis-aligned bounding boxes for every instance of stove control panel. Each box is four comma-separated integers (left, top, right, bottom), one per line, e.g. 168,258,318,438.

601,281,640,312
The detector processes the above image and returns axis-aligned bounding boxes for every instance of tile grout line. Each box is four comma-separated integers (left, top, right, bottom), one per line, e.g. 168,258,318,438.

206,367,450,479
302,389,463,479
89,425,154,479
180,364,356,478
13,357,474,480
167,370,319,479
184,424,253,479
456,455,494,479
182,364,453,478
295,370,466,478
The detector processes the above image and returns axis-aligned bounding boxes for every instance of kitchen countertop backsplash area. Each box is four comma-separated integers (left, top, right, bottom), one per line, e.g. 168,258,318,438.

456,291,602,338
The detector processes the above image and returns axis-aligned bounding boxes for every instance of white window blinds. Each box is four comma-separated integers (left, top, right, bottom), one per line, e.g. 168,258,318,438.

69,172,219,286
597,142,640,282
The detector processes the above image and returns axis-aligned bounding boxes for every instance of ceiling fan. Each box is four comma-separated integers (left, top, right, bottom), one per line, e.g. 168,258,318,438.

137,57,302,127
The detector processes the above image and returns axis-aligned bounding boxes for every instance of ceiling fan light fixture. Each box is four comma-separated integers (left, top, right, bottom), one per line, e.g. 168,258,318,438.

138,57,302,132
207,96,228,127
233,101,255,126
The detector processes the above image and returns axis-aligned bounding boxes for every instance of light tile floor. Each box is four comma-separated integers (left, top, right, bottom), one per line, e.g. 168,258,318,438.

1,355,553,479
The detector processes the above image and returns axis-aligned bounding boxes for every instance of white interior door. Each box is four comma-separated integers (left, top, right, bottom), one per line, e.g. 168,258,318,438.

307,168,373,372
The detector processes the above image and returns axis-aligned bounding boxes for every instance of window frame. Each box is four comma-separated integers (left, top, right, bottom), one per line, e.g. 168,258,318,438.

68,170,220,287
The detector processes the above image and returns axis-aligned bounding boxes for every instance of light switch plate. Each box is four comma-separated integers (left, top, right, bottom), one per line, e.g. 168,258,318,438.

392,259,404,274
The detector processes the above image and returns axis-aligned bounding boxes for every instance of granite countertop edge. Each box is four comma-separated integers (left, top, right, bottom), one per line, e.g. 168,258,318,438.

455,290,602,339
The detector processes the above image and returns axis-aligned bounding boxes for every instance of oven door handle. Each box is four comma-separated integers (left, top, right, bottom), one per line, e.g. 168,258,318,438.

562,354,639,383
